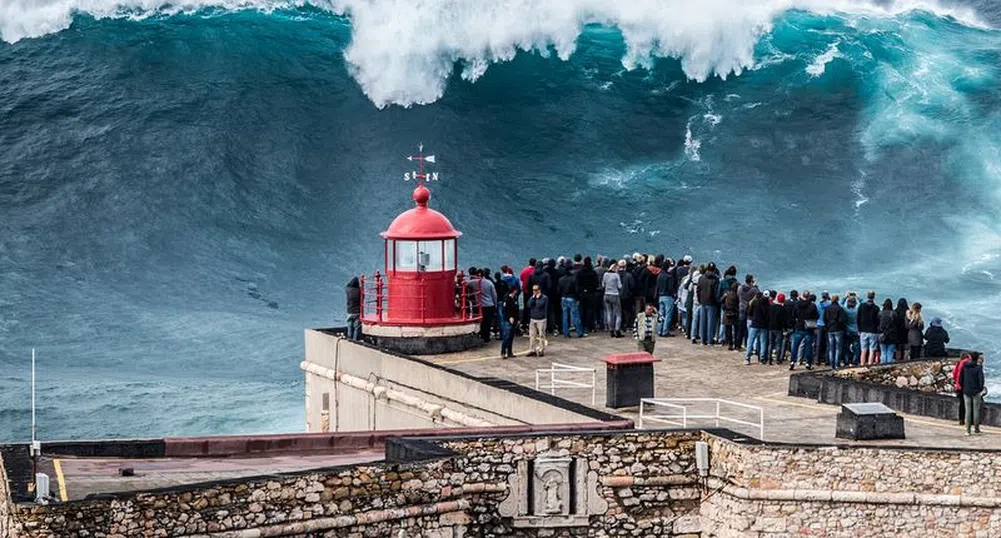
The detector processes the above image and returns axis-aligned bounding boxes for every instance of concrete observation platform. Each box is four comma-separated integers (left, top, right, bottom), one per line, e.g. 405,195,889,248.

424,332,1001,450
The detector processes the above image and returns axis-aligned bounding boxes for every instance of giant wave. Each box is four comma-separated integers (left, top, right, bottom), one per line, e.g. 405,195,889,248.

0,0,988,107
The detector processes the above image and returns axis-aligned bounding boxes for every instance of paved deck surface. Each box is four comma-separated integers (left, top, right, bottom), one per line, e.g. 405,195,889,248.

426,332,1001,449
45,451,384,501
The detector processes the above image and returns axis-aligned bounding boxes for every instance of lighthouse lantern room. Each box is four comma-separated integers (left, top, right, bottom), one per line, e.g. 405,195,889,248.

359,145,483,354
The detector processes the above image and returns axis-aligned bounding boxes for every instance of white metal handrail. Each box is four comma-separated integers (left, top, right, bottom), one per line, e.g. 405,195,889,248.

535,362,596,405
640,398,764,440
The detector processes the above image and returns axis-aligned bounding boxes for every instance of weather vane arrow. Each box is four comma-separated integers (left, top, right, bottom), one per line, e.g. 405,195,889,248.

403,143,439,184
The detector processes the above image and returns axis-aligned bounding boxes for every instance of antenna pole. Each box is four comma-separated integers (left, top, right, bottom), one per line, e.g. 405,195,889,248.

31,348,36,445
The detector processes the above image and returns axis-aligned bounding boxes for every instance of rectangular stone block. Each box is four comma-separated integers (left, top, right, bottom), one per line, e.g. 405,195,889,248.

835,403,905,441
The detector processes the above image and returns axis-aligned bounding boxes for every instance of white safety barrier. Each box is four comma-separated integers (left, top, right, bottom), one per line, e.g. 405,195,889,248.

639,398,764,440
534,362,596,405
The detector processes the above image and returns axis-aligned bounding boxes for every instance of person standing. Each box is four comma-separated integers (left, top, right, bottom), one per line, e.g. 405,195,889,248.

959,354,987,435
527,285,549,357
619,261,637,335
952,353,973,426
345,277,362,341
906,302,924,360
843,293,860,367
558,269,584,338
790,291,819,370
469,268,497,342
877,298,898,365
894,298,909,361
656,259,677,337
576,257,600,334
815,291,831,366
823,294,847,370
500,287,519,359
737,274,759,351
857,291,880,366
924,317,950,357
519,258,537,330
603,262,624,337
746,292,770,365
697,263,721,346
768,293,790,364
723,283,740,351
634,303,662,354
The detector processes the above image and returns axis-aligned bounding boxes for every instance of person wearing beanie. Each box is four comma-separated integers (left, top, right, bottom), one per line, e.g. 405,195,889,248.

924,317,950,358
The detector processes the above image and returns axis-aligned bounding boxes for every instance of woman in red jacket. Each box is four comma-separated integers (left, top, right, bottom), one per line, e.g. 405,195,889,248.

952,353,973,426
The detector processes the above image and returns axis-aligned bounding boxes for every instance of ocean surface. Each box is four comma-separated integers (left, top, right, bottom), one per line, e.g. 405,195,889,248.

2,0,1001,441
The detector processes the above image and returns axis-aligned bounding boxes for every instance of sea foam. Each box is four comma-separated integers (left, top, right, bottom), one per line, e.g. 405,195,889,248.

0,0,986,107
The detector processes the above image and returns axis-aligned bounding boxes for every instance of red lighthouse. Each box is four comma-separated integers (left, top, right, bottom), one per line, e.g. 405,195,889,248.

360,145,483,354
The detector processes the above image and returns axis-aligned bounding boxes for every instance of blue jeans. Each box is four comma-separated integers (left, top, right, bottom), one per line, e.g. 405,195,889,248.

500,320,515,356
691,306,702,341
768,330,786,362
699,305,718,345
679,307,689,336
561,297,584,337
746,327,767,360
827,331,844,369
880,343,896,364
791,329,815,366
347,315,362,340
659,295,675,336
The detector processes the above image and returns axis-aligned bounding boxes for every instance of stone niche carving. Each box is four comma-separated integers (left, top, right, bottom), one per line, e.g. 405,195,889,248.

498,451,608,528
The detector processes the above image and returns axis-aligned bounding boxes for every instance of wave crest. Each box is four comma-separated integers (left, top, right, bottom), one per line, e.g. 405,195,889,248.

0,0,987,107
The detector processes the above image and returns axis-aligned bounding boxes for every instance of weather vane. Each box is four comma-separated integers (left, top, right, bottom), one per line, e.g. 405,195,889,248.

403,143,439,186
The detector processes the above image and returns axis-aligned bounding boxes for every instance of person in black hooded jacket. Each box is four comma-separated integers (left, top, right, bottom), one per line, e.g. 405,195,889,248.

697,264,721,346
960,355,986,435
877,298,897,364
923,317,950,357
790,292,819,370
576,257,600,333
345,277,362,340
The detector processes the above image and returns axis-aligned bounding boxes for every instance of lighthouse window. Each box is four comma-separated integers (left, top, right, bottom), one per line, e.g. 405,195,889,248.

394,240,417,271
443,239,455,270
417,240,444,272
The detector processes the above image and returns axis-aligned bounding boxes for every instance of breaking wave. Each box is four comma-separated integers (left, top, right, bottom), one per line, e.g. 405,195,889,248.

0,0,988,107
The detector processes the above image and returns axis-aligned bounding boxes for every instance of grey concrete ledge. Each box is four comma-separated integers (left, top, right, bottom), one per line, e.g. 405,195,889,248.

707,477,1001,507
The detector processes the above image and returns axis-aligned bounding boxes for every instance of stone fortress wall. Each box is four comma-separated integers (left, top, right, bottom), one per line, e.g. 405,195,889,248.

4,429,1001,537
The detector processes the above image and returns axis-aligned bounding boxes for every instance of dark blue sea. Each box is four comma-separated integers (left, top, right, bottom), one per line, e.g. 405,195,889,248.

2,0,1001,441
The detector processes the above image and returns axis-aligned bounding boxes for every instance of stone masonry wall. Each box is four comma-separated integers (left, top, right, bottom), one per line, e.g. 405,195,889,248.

10,430,1001,538
1,451,23,538
439,431,704,537
8,431,704,538
702,435,1001,537
831,358,958,394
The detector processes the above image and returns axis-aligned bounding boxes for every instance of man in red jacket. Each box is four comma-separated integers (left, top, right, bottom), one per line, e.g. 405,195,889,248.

952,353,973,425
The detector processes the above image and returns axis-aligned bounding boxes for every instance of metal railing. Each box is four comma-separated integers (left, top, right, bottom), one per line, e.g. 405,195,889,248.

359,271,482,323
639,398,764,440
535,363,596,405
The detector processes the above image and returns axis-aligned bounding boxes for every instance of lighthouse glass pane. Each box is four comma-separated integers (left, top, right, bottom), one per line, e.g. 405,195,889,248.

444,239,455,270
394,241,417,271
417,240,443,272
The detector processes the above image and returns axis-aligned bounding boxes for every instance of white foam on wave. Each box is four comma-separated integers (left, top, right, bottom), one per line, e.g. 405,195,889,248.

806,40,841,76
0,0,987,107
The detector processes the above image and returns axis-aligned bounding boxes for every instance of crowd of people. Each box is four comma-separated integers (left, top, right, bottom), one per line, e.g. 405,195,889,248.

344,252,989,433
458,253,954,371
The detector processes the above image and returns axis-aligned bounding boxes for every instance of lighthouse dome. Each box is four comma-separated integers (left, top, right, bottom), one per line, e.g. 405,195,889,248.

381,184,462,240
